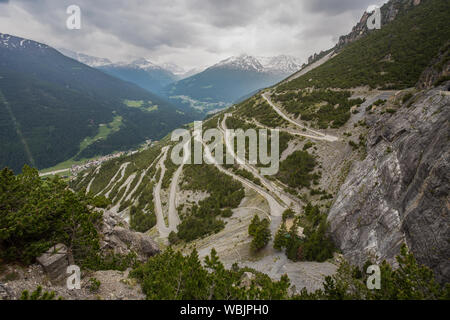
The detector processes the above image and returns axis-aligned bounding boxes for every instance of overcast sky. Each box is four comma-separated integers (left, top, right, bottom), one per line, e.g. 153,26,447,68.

0,0,387,70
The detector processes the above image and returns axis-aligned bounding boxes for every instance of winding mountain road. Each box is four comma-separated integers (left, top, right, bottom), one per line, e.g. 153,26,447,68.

199,134,286,217
220,114,299,211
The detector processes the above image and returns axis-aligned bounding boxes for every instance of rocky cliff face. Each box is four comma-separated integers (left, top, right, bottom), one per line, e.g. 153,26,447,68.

417,43,450,90
328,83,450,283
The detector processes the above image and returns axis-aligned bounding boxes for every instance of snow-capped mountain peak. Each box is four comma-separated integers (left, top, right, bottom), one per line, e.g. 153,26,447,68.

0,33,49,50
214,55,265,72
257,55,302,74
57,48,111,67
127,58,161,70
212,54,301,74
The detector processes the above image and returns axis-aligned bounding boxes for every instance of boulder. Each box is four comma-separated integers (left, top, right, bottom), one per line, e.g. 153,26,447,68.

239,272,256,289
36,244,73,282
101,210,160,262
111,227,160,261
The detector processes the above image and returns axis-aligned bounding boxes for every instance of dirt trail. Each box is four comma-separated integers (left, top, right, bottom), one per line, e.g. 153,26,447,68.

114,173,137,205
124,150,164,203
39,168,70,177
104,163,130,198
85,166,101,194
262,93,339,142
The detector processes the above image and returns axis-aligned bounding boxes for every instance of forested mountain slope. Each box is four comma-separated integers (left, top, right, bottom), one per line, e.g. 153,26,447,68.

0,33,198,172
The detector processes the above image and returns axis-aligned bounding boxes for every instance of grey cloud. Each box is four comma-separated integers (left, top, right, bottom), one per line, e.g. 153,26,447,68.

3,0,383,69
302,0,387,15
186,0,273,28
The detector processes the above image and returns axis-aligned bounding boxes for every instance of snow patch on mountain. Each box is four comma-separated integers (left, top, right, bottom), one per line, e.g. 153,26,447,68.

110,58,163,71
0,33,49,50
212,54,302,75
258,55,303,74
214,55,265,72
57,48,111,67
160,62,186,76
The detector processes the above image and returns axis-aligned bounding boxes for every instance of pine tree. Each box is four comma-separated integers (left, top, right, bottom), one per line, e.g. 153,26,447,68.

274,223,288,251
248,215,260,237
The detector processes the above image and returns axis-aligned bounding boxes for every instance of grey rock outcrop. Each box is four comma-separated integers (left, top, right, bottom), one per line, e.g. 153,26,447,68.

100,210,160,262
36,243,73,282
328,84,450,283
417,43,450,90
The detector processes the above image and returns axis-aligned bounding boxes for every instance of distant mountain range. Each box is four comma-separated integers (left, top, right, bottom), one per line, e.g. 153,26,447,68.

0,33,198,172
97,58,179,95
164,54,302,113
57,48,112,67
58,50,204,94
59,49,302,114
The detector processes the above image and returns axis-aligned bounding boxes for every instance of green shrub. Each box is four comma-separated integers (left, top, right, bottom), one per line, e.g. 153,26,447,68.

129,206,156,233
275,203,334,262
175,164,245,242
168,231,179,245
130,248,290,300
295,245,450,300
276,150,318,189
20,286,57,300
0,166,102,265
88,277,101,293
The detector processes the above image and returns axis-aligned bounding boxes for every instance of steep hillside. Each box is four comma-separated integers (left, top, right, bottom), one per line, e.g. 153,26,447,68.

298,0,424,74
0,33,198,172
278,0,449,91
